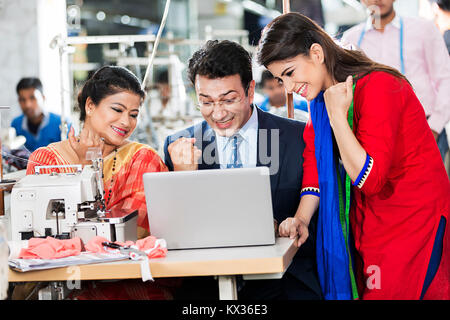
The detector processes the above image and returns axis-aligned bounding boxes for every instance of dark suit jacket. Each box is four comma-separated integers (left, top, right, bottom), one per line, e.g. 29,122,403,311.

163,106,322,297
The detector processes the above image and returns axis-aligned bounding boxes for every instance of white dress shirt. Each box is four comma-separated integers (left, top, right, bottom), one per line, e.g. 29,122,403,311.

216,105,258,169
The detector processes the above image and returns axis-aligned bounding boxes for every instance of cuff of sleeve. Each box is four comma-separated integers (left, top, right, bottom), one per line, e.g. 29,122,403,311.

353,154,373,189
300,187,320,198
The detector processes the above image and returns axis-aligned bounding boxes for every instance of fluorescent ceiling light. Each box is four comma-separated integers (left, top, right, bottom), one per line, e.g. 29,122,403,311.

342,0,364,11
121,15,131,24
242,0,280,19
96,11,106,21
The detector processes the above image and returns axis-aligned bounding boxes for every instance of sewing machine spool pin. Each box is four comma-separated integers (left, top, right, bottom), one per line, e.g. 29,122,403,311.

85,147,106,217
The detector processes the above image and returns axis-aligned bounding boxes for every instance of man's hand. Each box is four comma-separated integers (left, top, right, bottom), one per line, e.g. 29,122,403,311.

278,216,310,247
168,137,202,171
274,219,279,237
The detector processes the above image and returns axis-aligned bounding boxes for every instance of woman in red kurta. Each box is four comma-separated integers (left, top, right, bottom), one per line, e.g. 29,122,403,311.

303,72,449,299
258,13,450,299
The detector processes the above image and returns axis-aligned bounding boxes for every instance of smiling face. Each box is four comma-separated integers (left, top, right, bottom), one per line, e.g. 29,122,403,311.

84,90,141,146
266,44,334,101
195,74,254,137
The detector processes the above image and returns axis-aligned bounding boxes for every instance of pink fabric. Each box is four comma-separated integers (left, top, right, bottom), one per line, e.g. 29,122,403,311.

18,237,82,260
135,237,167,258
85,236,167,258
18,236,167,260
342,15,450,133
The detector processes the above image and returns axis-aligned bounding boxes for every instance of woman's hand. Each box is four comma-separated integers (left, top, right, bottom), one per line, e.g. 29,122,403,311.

68,126,105,165
278,216,310,247
323,75,354,127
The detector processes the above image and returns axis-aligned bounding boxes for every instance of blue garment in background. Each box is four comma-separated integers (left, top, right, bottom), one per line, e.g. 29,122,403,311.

258,96,308,113
310,91,353,300
11,112,71,152
437,128,448,163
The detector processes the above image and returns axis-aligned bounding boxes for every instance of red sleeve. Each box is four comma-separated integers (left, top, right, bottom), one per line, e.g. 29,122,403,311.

26,148,58,175
301,117,320,197
353,72,405,195
111,148,168,233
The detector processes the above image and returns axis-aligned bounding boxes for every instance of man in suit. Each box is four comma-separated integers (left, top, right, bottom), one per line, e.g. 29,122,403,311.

163,40,321,300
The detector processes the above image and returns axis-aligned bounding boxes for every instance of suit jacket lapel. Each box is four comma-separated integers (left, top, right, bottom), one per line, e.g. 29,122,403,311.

255,107,286,192
198,121,220,170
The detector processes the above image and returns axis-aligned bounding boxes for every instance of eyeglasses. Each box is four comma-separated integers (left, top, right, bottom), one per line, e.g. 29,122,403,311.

196,84,250,111
196,96,246,110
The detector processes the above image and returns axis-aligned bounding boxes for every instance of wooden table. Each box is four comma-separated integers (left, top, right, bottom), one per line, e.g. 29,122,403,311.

8,237,298,300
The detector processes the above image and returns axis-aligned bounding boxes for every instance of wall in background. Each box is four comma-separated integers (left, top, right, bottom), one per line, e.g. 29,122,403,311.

0,0,68,128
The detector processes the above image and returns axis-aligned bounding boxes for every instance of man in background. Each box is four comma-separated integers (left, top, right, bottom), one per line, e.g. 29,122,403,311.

257,70,309,123
151,69,173,117
342,0,450,162
430,0,450,168
430,0,450,52
11,78,70,152
150,68,189,119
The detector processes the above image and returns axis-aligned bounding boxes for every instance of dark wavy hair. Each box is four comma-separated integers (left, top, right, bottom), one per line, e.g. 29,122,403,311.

188,40,253,95
260,69,276,88
16,77,43,95
257,13,409,84
430,0,450,11
77,66,145,122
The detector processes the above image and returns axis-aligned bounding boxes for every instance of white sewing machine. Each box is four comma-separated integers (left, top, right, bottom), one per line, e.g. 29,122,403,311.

8,157,137,244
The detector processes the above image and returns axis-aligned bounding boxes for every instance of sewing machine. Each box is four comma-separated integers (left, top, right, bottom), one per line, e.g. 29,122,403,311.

8,156,137,244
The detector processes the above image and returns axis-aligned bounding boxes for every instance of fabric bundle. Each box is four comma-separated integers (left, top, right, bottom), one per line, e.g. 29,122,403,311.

85,236,167,259
18,236,167,260
18,237,82,260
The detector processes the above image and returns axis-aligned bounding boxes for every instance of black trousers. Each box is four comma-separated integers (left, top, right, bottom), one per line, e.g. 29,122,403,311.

238,273,322,300
174,273,322,300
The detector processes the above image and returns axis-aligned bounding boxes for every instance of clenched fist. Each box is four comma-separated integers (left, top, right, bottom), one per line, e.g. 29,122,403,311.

168,137,202,171
278,216,310,248
323,75,354,127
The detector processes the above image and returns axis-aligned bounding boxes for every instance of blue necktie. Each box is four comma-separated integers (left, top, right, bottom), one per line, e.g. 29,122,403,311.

226,134,243,168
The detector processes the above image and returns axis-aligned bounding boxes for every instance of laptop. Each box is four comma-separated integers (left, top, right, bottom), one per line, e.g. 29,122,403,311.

143,167,276,250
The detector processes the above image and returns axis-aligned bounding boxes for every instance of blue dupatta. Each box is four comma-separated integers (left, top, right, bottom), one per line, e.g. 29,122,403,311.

310,91,357,300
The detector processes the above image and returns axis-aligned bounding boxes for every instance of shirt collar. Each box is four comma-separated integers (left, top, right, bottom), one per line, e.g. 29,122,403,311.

22,110,50,134
364,13,401,32
217,104,258,151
